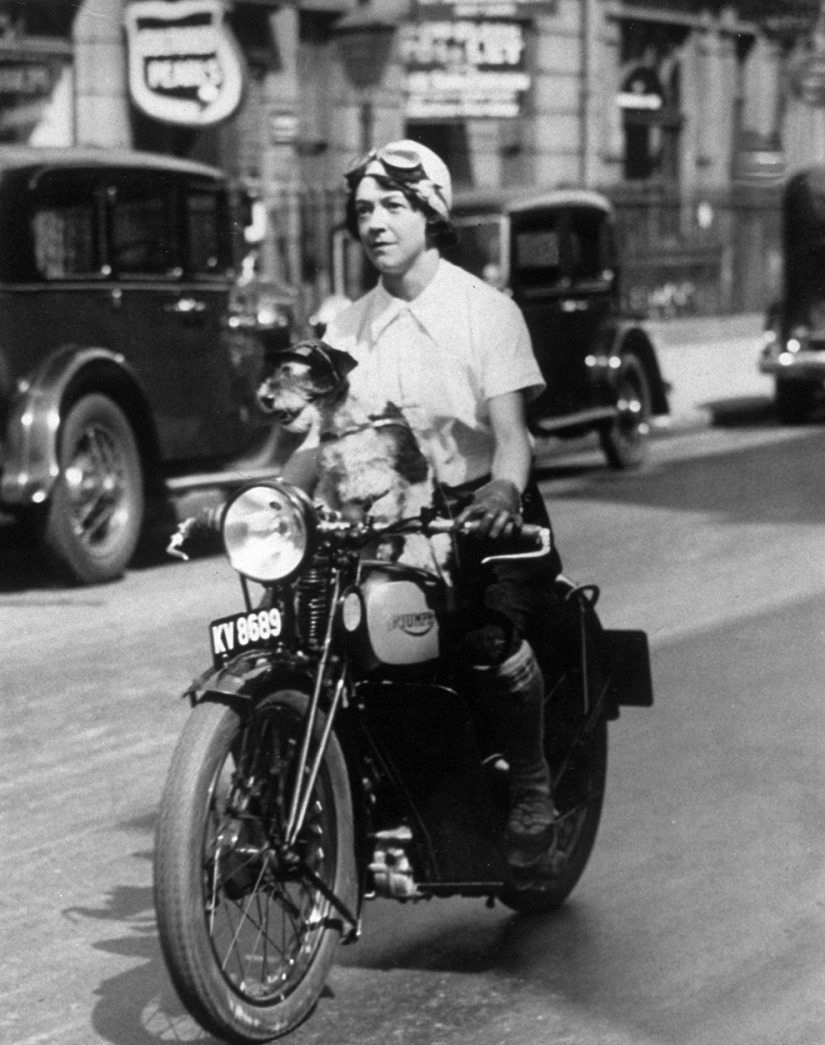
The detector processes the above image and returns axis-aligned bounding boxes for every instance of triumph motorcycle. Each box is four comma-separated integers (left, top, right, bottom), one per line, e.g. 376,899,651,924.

154,479,653,1043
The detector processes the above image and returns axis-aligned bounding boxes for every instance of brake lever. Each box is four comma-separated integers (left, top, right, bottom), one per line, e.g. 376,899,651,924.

167,519,195,561
480,526,551,566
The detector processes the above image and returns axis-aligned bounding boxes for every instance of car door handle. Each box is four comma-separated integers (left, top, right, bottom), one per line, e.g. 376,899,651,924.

560,299,590,312
164,297,207,315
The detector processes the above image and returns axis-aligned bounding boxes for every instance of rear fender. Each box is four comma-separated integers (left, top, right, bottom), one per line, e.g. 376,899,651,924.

1,345,151,505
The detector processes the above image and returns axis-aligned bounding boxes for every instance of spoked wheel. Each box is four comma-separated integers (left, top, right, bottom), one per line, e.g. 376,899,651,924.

599,352,651,469
43,393,144,584
154,691,356,1043
500,676,608,914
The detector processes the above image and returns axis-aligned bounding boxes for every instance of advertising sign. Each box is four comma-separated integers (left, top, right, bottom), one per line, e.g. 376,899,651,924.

413,0,555,19
401,20,529,120
124,0,245,127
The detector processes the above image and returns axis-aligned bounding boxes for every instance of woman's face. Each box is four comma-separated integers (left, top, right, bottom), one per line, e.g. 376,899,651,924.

354,177,429,278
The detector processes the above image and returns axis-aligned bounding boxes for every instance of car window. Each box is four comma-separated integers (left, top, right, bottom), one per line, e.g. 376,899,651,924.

30,172,105,280
185,185,231,277
449,216,503,287
109,175,179,278
511,211,564,295
567,206,615,286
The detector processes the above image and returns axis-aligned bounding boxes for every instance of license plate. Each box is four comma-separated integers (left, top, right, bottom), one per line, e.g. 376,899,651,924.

210,607,283,666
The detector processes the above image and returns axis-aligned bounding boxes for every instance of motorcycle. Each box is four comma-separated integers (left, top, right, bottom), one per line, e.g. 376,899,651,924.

154,479,653,1043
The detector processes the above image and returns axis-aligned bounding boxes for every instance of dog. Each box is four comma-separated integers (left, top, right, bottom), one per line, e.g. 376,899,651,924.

256,339,451,574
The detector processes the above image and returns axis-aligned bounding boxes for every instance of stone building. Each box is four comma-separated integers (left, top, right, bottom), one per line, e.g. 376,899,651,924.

1,0,824,311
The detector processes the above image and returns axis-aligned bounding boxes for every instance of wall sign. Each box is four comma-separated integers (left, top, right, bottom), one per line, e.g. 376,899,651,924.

401,20,529,120
124,0,245,127
413,0,555,19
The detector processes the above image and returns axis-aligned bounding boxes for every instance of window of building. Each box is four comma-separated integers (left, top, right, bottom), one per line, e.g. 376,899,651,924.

619,22,685,186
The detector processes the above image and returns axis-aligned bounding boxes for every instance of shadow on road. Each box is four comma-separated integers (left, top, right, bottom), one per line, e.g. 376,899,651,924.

64,815,212,1045
705,395,775,428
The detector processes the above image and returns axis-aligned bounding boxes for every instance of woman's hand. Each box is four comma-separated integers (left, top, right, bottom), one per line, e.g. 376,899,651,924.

456,478,522,539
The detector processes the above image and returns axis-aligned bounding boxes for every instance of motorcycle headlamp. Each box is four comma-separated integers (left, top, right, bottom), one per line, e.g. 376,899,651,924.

221,481,317,583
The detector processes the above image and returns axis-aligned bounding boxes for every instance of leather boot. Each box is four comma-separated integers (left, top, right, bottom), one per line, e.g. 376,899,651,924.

480,641,557,871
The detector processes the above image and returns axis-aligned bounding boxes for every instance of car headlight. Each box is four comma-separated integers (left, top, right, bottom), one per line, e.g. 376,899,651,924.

222,481,316,583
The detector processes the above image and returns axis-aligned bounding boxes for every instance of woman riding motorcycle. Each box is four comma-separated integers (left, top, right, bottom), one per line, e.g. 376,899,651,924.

321,140,563,879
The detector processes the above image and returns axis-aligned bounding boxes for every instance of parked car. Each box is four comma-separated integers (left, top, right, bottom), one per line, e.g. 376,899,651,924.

759,166,825,422
446,188,669,466
0,146,294,584
318,187,669,467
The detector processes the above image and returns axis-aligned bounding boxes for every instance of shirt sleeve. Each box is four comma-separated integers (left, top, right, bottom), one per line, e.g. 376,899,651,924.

472,284,545,402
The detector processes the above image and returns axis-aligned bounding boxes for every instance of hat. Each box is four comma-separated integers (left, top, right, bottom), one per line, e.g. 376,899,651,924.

345,140,453,220
274,339,358,386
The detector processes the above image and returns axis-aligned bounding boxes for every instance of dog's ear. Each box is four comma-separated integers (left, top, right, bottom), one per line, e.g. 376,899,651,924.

319,343,358,383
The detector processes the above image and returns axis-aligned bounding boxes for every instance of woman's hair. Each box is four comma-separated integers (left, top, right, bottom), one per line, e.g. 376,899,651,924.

345,174,458,250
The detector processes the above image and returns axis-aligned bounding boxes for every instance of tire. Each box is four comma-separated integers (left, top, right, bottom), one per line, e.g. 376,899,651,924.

42,393,144,584
154,691,356,1044
499,686,608,915
774,378,815,424
599,352,652,469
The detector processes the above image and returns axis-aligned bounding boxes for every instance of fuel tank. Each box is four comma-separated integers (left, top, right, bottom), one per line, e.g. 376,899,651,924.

340,561,447,669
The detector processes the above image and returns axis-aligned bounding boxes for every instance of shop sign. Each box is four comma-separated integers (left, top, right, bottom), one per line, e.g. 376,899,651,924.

401,20,529,120
617,67,664,111
124,0,245,127
413,0,555,19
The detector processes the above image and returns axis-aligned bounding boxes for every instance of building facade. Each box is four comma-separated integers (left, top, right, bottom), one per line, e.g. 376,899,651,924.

1,0,824,312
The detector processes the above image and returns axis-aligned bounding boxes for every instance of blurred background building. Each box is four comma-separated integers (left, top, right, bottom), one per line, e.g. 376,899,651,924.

3,0,825,318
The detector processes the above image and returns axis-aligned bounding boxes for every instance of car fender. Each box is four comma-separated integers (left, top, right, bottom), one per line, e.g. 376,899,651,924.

605,321,671,417
1,344,155,506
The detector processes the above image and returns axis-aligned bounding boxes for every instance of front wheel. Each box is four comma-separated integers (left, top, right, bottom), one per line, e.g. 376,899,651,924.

154,691,356,1043
599,352,651,469
42,393,144,584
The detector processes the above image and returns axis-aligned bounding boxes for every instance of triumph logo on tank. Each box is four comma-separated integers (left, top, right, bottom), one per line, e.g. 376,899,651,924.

390,610,436,636
124,0,246,127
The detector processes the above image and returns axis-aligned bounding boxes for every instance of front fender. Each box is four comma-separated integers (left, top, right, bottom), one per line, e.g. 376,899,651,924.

185,650,315,709
612,322,670,417
1,345,143,505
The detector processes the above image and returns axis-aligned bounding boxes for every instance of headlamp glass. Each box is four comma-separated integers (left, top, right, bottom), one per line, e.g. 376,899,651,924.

222,482,315,583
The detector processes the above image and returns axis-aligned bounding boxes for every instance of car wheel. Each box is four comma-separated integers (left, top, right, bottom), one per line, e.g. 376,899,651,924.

599,352,652,469
43,393,144,584
774,378,816,424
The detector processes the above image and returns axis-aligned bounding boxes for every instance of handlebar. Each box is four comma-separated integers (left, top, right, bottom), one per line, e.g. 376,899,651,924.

166,496,553,565
316,514,552,564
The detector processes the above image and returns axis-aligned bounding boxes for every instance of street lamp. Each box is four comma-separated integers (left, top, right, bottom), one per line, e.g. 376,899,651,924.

333,0,402,152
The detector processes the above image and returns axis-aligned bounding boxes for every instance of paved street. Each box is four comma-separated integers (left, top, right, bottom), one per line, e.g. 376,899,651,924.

4,317,825,1045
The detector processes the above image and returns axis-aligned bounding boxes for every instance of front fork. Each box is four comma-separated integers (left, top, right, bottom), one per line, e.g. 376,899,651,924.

279,571,361,940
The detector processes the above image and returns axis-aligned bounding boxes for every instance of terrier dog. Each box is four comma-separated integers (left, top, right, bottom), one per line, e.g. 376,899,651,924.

256,340,450,574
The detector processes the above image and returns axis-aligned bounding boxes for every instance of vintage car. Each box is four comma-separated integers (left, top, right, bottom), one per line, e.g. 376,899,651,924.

0,147,293,585
759,166,825,422
322,187,669,467
446,188,669,466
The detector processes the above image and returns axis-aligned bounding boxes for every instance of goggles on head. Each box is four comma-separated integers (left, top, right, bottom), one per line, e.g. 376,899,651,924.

344,144,428,188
